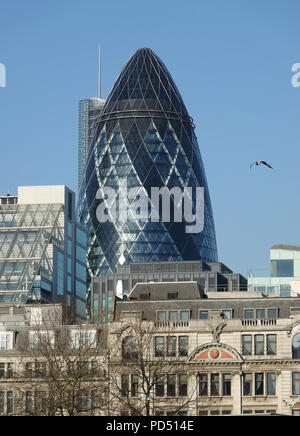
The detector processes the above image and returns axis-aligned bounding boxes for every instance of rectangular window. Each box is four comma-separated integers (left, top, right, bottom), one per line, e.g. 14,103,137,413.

154,337,164,357
157,311,167,321
292,372,300,395
179,374,188,397
155,375,164,397
199,310,208,320
199,373,208,396
25,391,34,414
256,309,265,319
267,373,276,395
121,374,129,397
242,335,252,355
76,245,86,263
0,363,4,378
167,374,176,397
169,311,178,321
244,309,253,319
76,228,87,246
6,391,13,415
211,373,219,396
178,336,188,356
255,373,264,395
267,308,277,319
167,337,176,357
243,373,252,396
131,374,138,397
180,311,189,321
267,334,276,355
222,310,232,320
72,330,96,348
0,333,13,350
76,262,86,282
222,373,231,396
271,259,293,277
255,335,264,355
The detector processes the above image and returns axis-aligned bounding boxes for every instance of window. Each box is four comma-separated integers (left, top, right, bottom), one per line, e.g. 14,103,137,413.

179,374,188,396
267,308,277,319
167,292,178,299
169,311,178,321
122,336,138,360
243,373,252,396
167,337,176,357
256,309,265,319
199,373,208,396
199,310,208,320
76,245,86,263
267,335,276,355
244,309,253,319
121,374,129,397
0,332,13,350
242,335,252,355
167,374,176,396
292,333,300,358
0,363,12,378
222,310,232,320
156,311,167,321
292,373,300,395
57,252,64,295
271,259,293,277
255,373,264,395
131,374,139,397
0,391,13,415
254,335,264,355
222,373,231,396
155,375,164,397
30,331,55,349
211,373,219,396
154,337,164,357
178,336,188,356
267,373,276,395
72,330,96,348
180,311,189,321
76,262,86,282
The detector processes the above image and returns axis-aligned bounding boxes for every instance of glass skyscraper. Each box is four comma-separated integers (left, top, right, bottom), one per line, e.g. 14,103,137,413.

78,97,105,195
80,48,218,279
0,186,87,319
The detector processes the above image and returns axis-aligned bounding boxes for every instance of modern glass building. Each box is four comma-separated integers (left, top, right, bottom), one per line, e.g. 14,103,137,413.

78,97,105,195
0,186,87,319
80,47,218,280
248,244,300,297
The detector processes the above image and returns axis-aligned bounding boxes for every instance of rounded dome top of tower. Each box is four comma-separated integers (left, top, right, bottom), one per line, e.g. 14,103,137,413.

101,47,191,123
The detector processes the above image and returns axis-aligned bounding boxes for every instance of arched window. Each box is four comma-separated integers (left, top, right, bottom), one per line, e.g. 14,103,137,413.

292,333,300,358
122,336,138,360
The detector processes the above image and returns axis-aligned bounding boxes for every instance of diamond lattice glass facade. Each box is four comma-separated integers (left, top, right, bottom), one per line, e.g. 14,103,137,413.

80,48,218,278
0,186,87,319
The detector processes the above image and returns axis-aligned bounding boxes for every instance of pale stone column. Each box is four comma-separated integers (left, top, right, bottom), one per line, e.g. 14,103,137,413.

188,371,198,416
231,371,242,415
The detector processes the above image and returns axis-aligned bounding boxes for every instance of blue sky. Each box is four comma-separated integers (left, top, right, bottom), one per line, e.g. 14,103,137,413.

0,0,300,277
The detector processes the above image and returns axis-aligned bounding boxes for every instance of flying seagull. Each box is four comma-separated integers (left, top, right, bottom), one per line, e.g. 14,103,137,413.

250,160,274,171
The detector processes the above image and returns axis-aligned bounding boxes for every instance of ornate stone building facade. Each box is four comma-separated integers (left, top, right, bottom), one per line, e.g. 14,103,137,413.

108,282,300,416
1,282,300,415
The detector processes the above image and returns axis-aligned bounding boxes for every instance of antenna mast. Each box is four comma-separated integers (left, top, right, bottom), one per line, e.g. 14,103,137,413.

98,44,101,99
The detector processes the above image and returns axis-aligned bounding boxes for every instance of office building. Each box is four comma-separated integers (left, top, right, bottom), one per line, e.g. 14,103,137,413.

78,97,105,196
1,284,300,415
248,244,300,296
0,186,87,318
90,260,247,323
79,47,218,282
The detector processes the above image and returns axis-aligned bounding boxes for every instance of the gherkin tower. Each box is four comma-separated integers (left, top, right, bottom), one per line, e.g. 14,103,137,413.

80,48,218,278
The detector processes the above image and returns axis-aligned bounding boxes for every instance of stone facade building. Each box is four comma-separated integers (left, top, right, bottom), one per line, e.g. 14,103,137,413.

1,282,300,415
